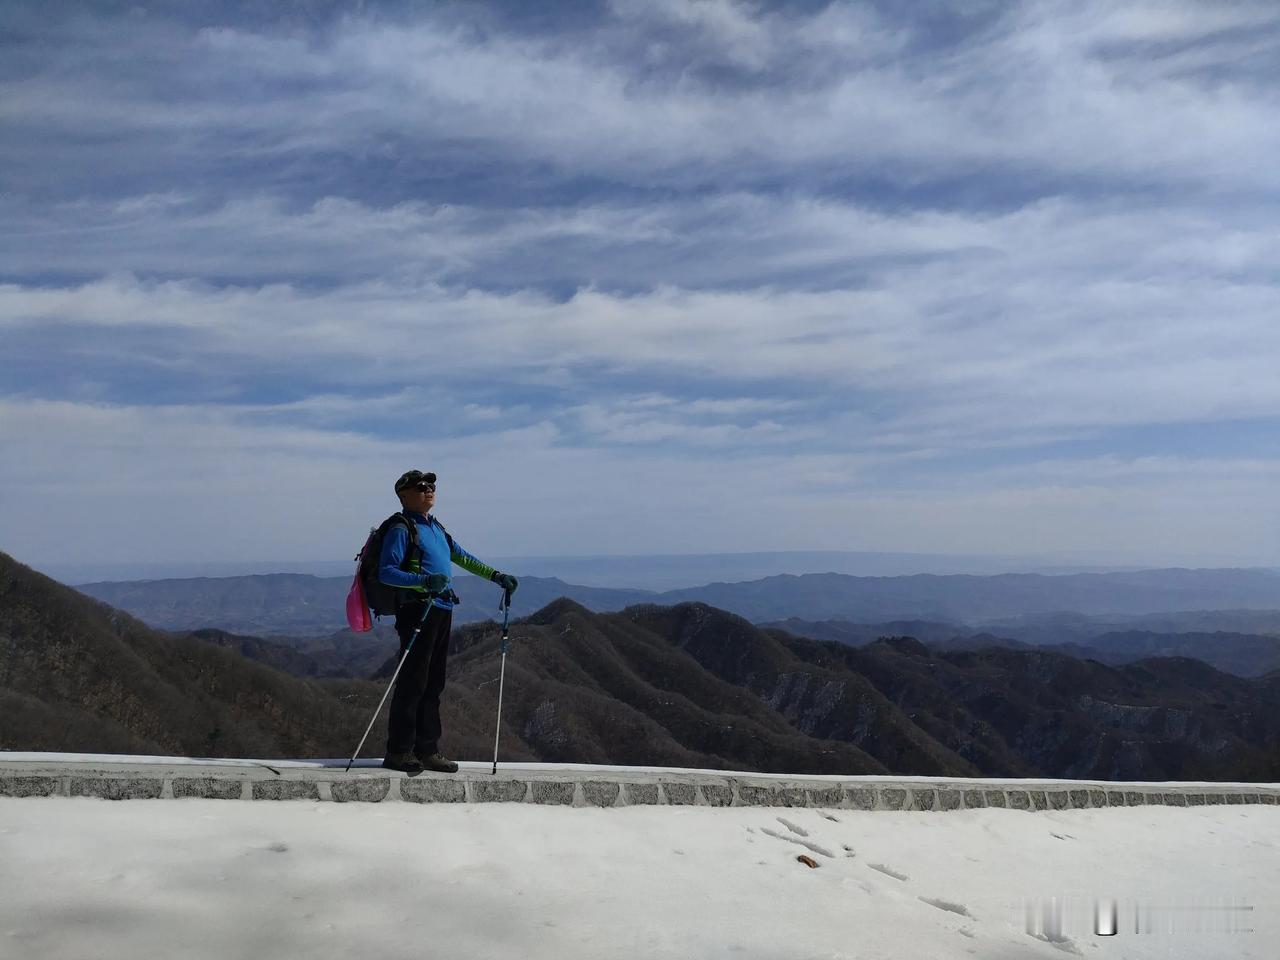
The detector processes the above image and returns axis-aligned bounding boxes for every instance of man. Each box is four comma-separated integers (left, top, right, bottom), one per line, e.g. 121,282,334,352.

378,469,519,774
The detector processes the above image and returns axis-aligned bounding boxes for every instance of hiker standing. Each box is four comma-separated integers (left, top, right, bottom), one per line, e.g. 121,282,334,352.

378,469,518,774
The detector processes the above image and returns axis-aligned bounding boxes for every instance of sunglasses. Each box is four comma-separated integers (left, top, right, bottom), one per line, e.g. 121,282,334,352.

413,482,436,493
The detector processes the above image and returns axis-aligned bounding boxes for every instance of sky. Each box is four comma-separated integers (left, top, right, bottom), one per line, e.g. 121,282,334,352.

3,0,1280,572
1,790,1276,959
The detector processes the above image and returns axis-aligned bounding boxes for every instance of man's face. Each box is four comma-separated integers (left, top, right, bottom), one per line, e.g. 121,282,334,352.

400,481,436,512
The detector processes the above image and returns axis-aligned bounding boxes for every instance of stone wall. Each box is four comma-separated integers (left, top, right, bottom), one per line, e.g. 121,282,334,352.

2,765,1277,809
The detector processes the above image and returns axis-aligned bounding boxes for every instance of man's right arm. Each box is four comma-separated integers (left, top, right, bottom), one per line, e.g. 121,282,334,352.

378,524,428,589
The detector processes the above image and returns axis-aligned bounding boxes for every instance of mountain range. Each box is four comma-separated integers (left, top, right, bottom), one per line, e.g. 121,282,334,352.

74,566,1280,637
5,550,1279,781
766,618,1280,679
76,572,647,634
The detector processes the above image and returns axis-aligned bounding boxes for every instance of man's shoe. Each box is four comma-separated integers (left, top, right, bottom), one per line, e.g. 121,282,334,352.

382,752,424,775
416,752,459,774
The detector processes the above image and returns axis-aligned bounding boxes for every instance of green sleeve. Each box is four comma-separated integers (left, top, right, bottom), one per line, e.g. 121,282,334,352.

450,541,497,581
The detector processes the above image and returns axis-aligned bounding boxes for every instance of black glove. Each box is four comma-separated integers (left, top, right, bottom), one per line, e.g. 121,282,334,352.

491,571,518,595
416,572,449,594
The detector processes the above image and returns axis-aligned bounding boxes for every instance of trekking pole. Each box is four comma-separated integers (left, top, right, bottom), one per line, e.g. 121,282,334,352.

490,589,512,775
344,598,433,773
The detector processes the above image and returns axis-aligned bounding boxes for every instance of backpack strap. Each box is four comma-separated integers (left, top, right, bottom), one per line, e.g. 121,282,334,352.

381,512,421,570
432,517,456,554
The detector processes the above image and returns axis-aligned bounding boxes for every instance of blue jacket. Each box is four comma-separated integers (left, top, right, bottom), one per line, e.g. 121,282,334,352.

378,511,496,610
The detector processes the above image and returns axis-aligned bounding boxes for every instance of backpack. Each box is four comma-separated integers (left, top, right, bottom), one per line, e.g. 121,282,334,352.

345,512,420,632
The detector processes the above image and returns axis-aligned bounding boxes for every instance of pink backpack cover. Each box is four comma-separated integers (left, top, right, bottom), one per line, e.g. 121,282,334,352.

346,573,372,632
345,531,375,632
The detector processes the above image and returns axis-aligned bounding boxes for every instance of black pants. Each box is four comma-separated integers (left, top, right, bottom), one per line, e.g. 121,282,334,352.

385,601,453,757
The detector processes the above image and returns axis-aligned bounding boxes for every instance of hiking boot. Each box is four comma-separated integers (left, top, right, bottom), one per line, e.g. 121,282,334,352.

382,752,424,775
416,752,459,774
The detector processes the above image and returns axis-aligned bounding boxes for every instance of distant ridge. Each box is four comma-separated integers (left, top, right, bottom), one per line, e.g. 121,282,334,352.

663,568,1280,622
74,566,1280,637
40,549,1173,591
76,572,651,634
770,617,1280,679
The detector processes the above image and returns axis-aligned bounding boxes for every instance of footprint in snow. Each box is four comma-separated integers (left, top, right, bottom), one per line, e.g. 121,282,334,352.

868,863,909,881
1030,932,1083,955
919,896,973,918
266,842,289,853
776,817,809,837
759,827,834,858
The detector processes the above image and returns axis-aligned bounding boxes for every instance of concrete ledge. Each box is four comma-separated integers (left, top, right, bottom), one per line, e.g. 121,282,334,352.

473,779,529,803
529,781,575,805
582,780,620,807
737,784,806,807
2,759,1277,810
70,777,163,801
700,783,733,807
401,778,464,804
173,777,243,800
909,788,937,812
0,776,62,798
807,786,843,807
662,782,697,805
881,788,907,810
332,778,391,803
253,780,319,801
622,782,659,805
848,787,877,810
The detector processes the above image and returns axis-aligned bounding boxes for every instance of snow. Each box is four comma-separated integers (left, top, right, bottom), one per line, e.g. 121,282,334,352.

1,797,1275,959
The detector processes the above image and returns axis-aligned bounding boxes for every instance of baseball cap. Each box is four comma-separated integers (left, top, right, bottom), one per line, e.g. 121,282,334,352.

394,469,437,493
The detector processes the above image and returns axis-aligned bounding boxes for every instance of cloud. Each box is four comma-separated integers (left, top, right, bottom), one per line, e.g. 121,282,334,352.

5,0,1279,200
5,185,1279,452
3,1,1279,567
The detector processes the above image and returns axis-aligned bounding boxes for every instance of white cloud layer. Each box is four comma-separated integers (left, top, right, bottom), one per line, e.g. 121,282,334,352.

6,1,1277,192
2,0,1279,567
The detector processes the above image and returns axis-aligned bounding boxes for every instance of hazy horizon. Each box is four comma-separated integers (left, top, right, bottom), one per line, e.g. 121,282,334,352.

37,547,1280,593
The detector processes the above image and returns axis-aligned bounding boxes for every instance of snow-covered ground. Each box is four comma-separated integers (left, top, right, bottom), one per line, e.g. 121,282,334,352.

1,797,1274,959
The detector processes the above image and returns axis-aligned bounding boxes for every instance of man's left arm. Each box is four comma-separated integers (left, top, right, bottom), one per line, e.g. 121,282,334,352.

450,541,518,594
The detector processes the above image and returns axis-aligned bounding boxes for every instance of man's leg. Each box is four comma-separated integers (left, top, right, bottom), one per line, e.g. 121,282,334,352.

385,600,435,758
414,607,454,758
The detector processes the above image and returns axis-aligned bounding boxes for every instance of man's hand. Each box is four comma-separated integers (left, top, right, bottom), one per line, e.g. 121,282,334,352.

416,572,449,594
491,571,519,595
